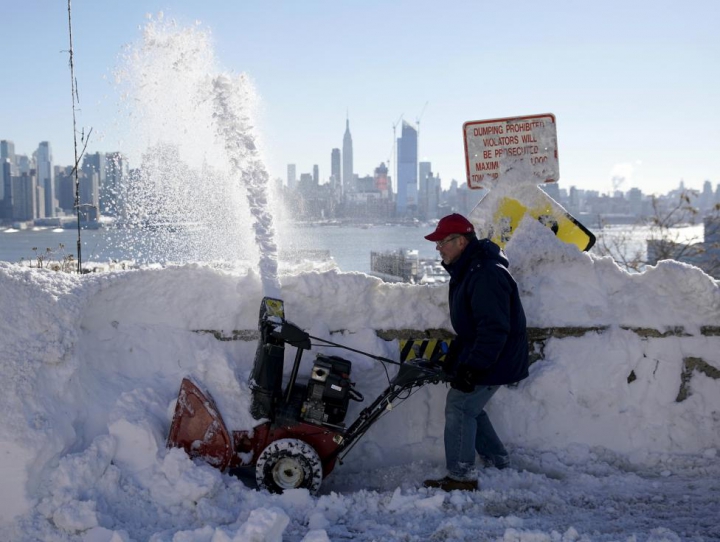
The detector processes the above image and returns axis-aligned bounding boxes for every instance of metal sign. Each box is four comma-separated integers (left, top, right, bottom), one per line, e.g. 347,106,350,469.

463,113,559,189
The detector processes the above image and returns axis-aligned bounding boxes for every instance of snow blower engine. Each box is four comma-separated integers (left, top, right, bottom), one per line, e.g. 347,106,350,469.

167,296,447,494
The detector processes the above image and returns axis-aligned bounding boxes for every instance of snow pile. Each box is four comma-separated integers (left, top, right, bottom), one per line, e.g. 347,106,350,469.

0,224,718,540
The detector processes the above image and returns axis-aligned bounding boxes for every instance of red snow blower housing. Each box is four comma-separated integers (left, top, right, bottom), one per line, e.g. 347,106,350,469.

167,297,447,494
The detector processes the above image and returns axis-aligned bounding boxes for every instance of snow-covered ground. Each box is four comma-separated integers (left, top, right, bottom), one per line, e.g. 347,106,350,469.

1,219,718,541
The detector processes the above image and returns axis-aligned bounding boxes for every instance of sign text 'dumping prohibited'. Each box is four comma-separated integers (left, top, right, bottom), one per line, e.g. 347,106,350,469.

463,113,558,189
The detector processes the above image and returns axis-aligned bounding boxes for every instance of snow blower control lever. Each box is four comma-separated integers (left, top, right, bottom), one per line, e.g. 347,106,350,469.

167,296,448,494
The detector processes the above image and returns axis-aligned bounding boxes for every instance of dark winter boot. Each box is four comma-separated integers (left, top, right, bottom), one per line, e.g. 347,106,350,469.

422,476,478,491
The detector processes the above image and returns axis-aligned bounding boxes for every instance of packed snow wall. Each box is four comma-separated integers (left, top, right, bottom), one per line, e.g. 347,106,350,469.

0,219,718,524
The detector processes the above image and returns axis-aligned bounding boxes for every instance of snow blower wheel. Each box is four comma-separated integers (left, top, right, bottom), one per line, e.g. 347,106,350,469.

255,438,323,494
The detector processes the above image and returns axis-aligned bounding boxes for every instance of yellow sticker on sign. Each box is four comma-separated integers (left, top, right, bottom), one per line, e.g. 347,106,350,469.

491,196,596,252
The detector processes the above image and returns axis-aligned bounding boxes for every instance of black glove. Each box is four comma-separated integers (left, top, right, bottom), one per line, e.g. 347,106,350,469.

441,339,460,374
451,366,478,393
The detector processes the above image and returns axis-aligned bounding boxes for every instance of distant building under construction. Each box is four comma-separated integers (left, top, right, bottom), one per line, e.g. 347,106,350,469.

370,249,448,284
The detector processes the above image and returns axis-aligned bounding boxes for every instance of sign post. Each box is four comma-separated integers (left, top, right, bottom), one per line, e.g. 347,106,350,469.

463,113,558,189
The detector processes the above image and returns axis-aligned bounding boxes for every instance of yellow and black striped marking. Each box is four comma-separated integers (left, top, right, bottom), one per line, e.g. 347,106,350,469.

399,338,453,363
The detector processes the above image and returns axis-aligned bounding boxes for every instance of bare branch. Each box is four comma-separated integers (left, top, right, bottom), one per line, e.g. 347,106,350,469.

593,189,718,278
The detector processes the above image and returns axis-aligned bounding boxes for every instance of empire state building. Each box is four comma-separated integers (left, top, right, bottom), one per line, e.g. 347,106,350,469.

342,118,353,192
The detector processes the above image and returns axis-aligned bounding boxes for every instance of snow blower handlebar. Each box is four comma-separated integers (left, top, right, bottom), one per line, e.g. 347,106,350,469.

332,355,448,461
262,321,406,404
275,328,407,405
307,334,402,366
258,296,444,369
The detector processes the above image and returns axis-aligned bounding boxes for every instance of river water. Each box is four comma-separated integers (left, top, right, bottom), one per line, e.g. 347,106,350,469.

0,224,439,273
0,223,705,273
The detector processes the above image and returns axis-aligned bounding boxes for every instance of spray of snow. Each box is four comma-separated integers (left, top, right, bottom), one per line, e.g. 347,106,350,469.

108,15,279,295
107,15,266,274
211,73,280,297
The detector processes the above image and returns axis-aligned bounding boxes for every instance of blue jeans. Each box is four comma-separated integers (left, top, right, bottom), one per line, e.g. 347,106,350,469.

444,385,508,480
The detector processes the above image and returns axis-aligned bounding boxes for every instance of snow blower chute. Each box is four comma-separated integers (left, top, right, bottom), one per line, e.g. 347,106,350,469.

167,296,447,494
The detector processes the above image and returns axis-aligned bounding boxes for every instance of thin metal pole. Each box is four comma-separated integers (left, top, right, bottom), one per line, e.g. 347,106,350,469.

67,0,82,273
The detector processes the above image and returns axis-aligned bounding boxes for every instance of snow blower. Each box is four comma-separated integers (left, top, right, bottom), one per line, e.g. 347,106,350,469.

167,296,447,494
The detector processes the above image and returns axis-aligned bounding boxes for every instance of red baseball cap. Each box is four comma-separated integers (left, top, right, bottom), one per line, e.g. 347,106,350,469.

424,214,475,242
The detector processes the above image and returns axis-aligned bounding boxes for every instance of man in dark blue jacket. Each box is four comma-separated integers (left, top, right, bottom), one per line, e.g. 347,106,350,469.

423,213,529,491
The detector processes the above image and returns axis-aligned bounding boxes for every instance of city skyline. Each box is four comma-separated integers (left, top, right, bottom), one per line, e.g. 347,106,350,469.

1,1,718,196
1,134,715,199
1,132,718,230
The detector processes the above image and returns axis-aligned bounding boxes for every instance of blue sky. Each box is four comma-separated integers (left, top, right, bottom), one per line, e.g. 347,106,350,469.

1,0,718,195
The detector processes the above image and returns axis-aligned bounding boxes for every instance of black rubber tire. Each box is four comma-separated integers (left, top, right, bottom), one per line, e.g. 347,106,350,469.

255,438,323,494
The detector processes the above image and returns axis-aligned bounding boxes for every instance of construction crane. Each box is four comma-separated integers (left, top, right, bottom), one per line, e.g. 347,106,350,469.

416,101,429,133
388,113,403,190
416,101,429,160
415,102,430,214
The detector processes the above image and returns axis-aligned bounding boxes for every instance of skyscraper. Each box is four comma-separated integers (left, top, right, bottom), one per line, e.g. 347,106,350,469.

331,148,341,191
342,118,353,193
55,166,76,213
0,160,12,218
312,164,319,185
374,162,389,198
0,140,15,161
16,155,30,175
419,161,432,203
0,159,6,203
12,170,37,221
418,161,433,219
82,152,106,190
700,180,714,212
104,152,128,216
287,164,296,190
426,171,441,220
36,141,54,218
81,153,103,221
396,121,418,216
0,140,15,201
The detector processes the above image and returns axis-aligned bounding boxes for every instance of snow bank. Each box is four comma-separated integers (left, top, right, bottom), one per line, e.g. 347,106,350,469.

0,223,718,539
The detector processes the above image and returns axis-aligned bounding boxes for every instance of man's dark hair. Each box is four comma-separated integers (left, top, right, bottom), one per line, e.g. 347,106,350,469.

462,232,477,242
